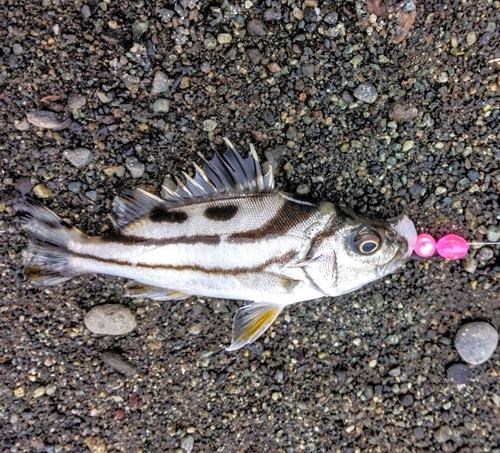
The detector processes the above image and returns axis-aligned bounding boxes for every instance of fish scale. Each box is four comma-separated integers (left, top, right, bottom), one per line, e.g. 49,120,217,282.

16,138,417,350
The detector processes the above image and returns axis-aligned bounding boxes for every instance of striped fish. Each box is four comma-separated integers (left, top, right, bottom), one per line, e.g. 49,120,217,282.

16,138,417,350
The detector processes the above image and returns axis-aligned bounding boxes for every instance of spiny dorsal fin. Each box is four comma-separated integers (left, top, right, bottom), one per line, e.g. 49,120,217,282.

161,138,274,202
111,188,166,230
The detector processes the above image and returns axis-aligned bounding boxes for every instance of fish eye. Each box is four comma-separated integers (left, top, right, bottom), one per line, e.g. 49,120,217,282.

353,233,382,255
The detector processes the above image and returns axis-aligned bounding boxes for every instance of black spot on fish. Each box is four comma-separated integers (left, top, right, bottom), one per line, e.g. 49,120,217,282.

149,206,188,223
204,204,239,221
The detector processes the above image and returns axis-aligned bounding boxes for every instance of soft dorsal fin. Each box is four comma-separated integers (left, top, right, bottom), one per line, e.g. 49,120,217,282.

161,138,274,202
111,188,166,230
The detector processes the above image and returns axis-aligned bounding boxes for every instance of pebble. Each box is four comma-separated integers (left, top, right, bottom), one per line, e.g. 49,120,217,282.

267,62,281,73
476,247,494,261
463,258,478,273
302,63,315,78
447,363,469,385
434,186,447,195
402,140,414,152
434,425,452,443
210,299,227,313
188,323,202,335
63,148,93,168
151,71,169,95
466,31,477,46
486,225,500,242
152,98,170,113
181,435,194,453
68,182,82,193
26,110,72,130
81,4,91,20
389,103,419,122
13,43,23,55
264,8,281,21
247,19,267,37
296,184,310,195
101,351,138,376
304,7,318,22
246,48,261,65
84,304,137,335
132,20,148,41
353,83,378,104
33,386,46,398
125,157,145,178
203,119,217,131
15,118,30,130
33,184,52,199
454,322,499,365
84,436,108,453
217,33,232,44
67,93,86,110
86,191,98,201
45,383,57,396
203,36,217,50
324,12,338,25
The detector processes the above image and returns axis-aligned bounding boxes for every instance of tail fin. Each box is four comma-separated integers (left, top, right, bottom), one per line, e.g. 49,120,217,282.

15,198,88,286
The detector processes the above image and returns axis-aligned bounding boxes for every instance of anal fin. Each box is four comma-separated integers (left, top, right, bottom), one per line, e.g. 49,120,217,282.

226,302,284,351
124,281,190,301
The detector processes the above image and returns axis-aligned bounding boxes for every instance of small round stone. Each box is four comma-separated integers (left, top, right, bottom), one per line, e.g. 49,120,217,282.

84,304,137,335
203,119,217,131
247,19,267,37
447,363,469,385
353,83,378,104
26,110,72,130
33,184,52,199
101,351,138,376
455,322,499,365
486,225,500,242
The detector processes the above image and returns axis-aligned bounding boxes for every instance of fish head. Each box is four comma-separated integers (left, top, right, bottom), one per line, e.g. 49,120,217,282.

305,207,416,296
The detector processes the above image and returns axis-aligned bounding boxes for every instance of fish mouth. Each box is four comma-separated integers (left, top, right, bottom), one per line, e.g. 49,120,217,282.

378,214,417,276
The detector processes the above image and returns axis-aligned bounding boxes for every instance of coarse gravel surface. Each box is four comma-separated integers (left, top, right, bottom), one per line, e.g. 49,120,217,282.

1,1,500,452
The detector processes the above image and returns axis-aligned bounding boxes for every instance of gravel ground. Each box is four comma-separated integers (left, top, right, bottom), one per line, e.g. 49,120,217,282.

1,0,500,452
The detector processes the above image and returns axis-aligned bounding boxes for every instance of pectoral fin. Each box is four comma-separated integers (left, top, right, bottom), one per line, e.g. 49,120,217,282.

124,281,190,301
226,302,284,351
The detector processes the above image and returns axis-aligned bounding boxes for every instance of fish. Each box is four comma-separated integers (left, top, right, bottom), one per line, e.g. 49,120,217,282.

15,138,417,351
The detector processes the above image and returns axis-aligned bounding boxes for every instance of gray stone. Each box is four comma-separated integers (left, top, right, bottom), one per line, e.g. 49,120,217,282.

181,435,194,453
63,148,93,168
455,322,499,365
486,225,500,242
84,304,137,335
13,43,23,56
477,247,494,261
203,119,217,131
434,425,452,443
101,351,138,376
68,181,82,193
353,83,378,104
151,71,169,95
247,19,267,37
324,12,338,25
81,4,91,20
447,363,468,385
264,8,281,21
67,93,86,110
132,20,148,41
125,157,145,178
153,98,170,113
26,110,71,130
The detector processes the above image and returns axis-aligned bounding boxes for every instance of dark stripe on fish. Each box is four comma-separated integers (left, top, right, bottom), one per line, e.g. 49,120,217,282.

204,204,238,221
73,250,295,276
149,206,188,223
229,195,319,241
102,233,221,246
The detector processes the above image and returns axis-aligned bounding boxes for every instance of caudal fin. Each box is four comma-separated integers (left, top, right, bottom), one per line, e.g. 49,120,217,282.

15,198,88,285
